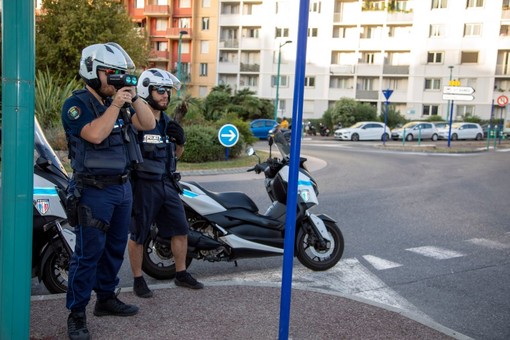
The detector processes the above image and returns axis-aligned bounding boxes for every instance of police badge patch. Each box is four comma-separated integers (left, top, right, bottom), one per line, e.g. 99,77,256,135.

35,199,50,215
67,106,81,120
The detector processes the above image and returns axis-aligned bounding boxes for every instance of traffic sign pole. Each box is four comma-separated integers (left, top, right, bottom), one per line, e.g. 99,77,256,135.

218,124,240,161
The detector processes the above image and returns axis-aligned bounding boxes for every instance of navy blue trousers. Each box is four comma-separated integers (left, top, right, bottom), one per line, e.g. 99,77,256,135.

66,182,132,312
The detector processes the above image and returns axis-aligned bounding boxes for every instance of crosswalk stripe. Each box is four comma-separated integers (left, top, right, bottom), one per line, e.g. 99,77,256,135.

362,255,402,270
466,238,510,250
406,246,465,260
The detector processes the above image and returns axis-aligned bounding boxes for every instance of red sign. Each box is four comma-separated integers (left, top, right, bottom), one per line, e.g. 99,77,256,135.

497,95,509,107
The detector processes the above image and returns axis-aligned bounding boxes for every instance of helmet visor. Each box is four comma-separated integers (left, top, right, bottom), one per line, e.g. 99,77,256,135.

106,42,135,74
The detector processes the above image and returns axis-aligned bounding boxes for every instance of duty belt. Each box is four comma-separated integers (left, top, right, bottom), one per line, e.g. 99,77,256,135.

76,173,129,189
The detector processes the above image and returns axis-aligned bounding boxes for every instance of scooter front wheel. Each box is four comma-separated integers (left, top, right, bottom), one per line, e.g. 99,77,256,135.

296,219,344,271
142,237,192,280
42,239,70,294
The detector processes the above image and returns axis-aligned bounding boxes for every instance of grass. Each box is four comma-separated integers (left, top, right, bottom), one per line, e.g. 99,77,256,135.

177,150,269,171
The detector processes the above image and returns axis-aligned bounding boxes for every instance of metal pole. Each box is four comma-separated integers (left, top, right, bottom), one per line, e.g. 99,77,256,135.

273,41,292,121
447,100,455,147
1,1,35,338
383,100,388,146
446,66,453,121
177,30,187,97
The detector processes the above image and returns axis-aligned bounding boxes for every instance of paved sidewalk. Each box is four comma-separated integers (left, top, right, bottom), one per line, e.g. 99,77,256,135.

30,282,471,340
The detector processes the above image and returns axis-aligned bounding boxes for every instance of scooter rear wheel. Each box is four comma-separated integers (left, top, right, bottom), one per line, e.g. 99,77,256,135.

142,236,193,280
42,239,69,294
296,219,344,271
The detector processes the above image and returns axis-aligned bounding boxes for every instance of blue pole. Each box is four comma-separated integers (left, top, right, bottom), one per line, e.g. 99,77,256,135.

278,0,309,339
383,100,388,146
1,1,35,338
447,100,455,147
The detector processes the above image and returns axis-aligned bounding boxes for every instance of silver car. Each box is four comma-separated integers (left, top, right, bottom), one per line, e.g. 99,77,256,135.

391,122,438,141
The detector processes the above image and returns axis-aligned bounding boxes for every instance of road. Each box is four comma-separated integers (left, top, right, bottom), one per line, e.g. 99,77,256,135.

32,139,510,339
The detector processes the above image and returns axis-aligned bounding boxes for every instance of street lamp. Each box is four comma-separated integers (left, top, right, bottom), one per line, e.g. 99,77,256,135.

273,40,292,121
177,30,188,97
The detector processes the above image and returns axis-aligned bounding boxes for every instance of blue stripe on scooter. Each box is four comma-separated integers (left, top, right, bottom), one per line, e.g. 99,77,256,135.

182,189,199,198
33,187,58,196
298,180,312,186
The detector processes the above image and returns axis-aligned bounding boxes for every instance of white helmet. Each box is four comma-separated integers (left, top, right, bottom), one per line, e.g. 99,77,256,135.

137,68,182,100
79,42,135,89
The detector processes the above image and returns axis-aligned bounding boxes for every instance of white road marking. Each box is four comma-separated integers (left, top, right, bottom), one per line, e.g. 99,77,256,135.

362,255,402,270
406,246,465,260
466,238,510,250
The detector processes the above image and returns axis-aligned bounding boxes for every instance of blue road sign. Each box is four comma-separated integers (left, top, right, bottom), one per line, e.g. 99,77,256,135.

218,124,239,147
382,89,393,100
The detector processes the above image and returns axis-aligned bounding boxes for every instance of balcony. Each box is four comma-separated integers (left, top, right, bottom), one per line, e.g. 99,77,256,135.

355,90,379,100
219,39,240,48
148,50,170,61
383,65,409,74
495,64,510,76
330,65,355,74
166,28,193,38
240,63,260,72
144,5,170,16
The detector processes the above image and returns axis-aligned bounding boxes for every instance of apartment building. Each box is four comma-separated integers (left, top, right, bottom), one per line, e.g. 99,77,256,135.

34,0,510,121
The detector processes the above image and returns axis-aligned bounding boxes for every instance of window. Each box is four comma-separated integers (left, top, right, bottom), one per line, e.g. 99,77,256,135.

155,41,167,51
429,24,445,37
362,52,375,64
360,78,374,90
330,77,352,89
271,75,288,87
501,25,510,36
466,0,483,8
310,1,321,13
244,27,260,38
202,0,211,8
459,78,476,88
464,23,482,37
457,105,475,118
200,41,209,54
202,17,210,30
304,76,315,87
200,63,208,76
423,105,439,116
308,28,318,37
461,51,479,63
180,0,191,8
135,0,144,8
156,19,167,31
431,0,447,9
181,42,190,54
427,51,444,64
275,27,290,38
424,78,441,90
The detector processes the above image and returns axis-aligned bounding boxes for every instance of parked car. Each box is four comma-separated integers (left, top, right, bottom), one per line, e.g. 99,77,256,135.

334,121,391,141
432,121,449,129
391,122,438,141
437,122,483,141
249,119,278,139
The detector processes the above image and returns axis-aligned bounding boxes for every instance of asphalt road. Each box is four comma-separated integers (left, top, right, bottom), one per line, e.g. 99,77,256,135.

32,138,510,339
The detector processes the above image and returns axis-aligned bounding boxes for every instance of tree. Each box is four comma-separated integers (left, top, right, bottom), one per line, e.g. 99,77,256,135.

168,94,202,124
36,0,149,81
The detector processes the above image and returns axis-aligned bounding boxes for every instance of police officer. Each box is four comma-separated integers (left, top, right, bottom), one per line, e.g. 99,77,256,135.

127,68,203,298
62,43,155,340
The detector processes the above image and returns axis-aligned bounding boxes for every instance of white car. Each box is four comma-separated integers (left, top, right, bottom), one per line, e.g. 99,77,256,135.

334,121,391,141
437,122,484,141
391,122,438,141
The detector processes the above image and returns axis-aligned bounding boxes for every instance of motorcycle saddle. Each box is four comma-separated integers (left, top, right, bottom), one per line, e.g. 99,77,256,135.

186,181,259,212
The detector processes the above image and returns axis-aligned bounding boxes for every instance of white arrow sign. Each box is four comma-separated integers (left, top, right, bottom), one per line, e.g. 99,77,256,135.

220,130,236,142
442,94,474,101
443,86,475,95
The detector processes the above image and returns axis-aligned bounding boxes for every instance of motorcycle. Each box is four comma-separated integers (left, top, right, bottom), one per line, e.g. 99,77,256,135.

32,117,75,293
319,124,330,137
142,128,344,280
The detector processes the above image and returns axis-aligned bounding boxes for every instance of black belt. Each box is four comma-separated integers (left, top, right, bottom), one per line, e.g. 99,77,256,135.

76,173,129,189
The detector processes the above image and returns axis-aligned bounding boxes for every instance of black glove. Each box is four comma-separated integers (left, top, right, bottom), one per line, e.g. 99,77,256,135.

166,121,186,145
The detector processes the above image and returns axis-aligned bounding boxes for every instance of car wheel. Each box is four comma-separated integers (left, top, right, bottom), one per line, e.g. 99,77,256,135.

431,134,438,141
475,133,482,141
451,133,458,141
351,133,359,141
405,134,413,142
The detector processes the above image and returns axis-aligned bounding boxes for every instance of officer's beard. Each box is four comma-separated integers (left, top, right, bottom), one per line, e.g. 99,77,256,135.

148,95,168,111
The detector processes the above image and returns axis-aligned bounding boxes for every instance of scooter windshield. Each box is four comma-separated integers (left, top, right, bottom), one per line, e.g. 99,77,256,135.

34,117,69,178
270,128,291,159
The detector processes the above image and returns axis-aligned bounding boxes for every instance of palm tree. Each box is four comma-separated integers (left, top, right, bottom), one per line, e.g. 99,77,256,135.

168,94,202,123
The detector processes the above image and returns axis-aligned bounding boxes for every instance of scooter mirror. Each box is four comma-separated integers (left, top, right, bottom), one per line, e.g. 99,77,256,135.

246,146,255,156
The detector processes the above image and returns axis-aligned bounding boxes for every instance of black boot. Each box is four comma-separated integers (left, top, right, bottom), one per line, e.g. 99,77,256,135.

67,311,90,340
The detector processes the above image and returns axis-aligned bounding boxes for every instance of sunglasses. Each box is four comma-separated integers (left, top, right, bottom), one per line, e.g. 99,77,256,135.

100,68,125,75
153,86,172,95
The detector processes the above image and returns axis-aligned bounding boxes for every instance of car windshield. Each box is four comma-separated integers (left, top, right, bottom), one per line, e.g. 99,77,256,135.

402,122,418,129
349,122,364,129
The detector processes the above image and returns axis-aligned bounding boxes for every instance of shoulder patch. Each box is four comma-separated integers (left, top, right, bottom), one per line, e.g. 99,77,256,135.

67,106,81,120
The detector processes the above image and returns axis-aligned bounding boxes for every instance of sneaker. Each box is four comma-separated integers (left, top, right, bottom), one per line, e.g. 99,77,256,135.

67,311,90,340
175,272,204,290
133,277,153,298
93,296,139,317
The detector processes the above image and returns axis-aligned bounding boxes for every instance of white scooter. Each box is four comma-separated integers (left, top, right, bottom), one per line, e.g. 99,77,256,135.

142,128,344,279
